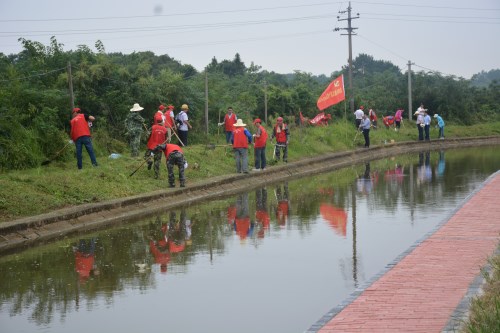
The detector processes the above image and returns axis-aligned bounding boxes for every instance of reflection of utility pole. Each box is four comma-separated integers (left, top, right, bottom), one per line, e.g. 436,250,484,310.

335,1,359,114
208,219,213,262
351,183,358,288
205,70,209,135
407,61,414,121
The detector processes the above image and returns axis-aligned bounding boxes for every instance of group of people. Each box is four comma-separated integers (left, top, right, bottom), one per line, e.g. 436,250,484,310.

217,107,289,174
415,103,445,140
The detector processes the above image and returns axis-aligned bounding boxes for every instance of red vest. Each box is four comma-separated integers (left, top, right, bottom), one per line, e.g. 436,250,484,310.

165,143,183,158
224,113,237,132
254,126,268,148
232,127,248,148
70,114,91,141
235,217,251,240
274,124,287,143
164,111,174,128
147,124,167,149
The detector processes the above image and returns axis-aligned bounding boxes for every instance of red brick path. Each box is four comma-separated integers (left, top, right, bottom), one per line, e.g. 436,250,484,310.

317,172,500,333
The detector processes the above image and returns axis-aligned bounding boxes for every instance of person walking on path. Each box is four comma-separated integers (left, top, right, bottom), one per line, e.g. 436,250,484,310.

155,143,187,187
231,119,253,174
252,118,268,171
434,113,445,139
177,104,192,146
145,115,167,179
163,105,176,142
359,113,371,148
369,108,378,129
218,107,238,143
125,103,146,157
70,107,98,169
424,110,431,141
271,117,290,163
354,106,365,128
395,108,404,130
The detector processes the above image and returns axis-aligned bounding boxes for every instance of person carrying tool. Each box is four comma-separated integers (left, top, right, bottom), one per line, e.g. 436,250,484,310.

70,107,98,169
218,107,238,143
154,143,187,187
163,105,177,141
271,117,289,163
252,118,268,171
145,114,168,179
125,103,146,157
359,113,371,148
231,119,253,174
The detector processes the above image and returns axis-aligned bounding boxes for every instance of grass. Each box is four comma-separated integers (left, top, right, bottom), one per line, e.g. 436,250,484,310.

1,120,500,222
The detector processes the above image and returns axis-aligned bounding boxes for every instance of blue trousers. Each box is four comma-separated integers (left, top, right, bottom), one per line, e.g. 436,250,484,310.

254,146,266,169
75,136,98,169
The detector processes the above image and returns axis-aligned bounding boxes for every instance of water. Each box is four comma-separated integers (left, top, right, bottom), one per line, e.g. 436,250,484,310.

1,147,499,333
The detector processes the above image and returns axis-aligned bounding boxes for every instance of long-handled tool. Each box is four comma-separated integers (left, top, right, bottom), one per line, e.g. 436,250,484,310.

353,130,360,146
165,122,185,147
41,141,73,166
129,137,171,177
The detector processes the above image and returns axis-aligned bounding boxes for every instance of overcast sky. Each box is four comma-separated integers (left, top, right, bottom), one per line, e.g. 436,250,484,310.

1,0,499,79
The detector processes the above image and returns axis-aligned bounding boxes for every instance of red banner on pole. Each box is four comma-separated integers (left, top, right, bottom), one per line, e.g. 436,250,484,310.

317,74,345,110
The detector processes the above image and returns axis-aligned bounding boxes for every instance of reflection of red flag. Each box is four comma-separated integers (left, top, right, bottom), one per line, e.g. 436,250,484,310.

320,203,348,237
317,74,345,110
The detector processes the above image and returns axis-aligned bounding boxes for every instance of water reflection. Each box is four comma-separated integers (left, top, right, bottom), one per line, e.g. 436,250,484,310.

1,147,499,333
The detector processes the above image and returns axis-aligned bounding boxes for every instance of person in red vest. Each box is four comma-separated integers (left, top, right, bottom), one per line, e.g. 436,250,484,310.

255,187,270,238
155,143,187,187
74,238,99,283
275,183,290,228
369,108,378,129
230,119,253,174
70,107,98,169
218,107,238,143
163,105,177,141
252,118,268,171
233,193,254,243
271,117,289,163
145,115,167,178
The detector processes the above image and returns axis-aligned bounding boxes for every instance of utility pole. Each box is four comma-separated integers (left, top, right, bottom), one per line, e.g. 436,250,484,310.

335,1,359,114
205,70,209,135
407,61,414,121
67,61,74,110
263,80,268,124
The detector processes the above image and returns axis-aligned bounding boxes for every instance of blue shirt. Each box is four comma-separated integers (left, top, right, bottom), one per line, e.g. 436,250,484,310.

360,118,371,130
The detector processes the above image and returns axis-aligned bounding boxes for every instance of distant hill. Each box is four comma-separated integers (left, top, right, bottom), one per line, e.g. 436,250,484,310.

471,69,500,88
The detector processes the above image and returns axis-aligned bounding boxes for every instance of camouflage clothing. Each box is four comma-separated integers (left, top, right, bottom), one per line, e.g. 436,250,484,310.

144,149,163,179
167,151,186,187
125,112,145,157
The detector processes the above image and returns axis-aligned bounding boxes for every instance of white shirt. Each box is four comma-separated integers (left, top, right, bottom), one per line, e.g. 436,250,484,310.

354,109,365,120
179,111,189,131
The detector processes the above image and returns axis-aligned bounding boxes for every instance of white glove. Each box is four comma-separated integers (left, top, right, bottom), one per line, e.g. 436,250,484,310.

184,161,188,169
218,122,224,126
68,140,74,144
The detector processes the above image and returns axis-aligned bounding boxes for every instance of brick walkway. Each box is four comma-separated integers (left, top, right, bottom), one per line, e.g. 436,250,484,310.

308,171,500,333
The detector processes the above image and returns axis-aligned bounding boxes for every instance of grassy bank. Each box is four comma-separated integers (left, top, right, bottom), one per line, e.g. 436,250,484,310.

1,120,500,222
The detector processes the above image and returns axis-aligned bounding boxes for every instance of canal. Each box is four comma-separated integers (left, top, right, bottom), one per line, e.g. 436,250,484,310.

1,146,499,333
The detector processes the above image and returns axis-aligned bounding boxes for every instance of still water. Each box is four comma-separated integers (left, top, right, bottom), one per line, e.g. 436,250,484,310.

1,147,499,333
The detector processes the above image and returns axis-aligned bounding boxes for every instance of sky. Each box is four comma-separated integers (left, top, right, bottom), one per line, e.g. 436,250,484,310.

0,0,499,79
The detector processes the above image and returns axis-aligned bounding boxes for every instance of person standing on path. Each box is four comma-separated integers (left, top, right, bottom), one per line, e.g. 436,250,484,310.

177,104,192,146
424,110,431,141
359,113,371,148
271,117,290,163
218,107,238,143
70,107,98,169
125,103,146,157
163,105,177,142
434,113,445,139
145,115,167,179
252,118,268,171
231,119,253,174
354,106,365,129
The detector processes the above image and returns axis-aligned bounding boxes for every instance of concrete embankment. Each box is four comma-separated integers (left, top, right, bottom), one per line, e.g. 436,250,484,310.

1,136,499,255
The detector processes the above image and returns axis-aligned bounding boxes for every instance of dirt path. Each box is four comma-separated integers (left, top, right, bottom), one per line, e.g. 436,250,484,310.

1,136,499,254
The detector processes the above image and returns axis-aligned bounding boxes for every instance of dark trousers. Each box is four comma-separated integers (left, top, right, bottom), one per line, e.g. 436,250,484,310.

424,125,430,140
274,143,288,162
178,130,188,146
254,146,266,169
75,136,98,169
362,129,370,147
417,125,424,141
167,151,185,186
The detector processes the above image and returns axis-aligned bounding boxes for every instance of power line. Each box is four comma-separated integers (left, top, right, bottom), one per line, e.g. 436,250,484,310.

0,67,66,83
355,1,500,11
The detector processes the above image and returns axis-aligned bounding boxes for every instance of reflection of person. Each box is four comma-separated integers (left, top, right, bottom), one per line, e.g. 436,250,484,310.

252,118,268,171
356,163,373,194
417,152,432,184
234,193,254,241
435,151,445,177
359,113,371,148
275,183,290,228
149,220,171,273
434,114,445,139
168,211,187,254
70,107,98,169
125,103,146,157
218,107,238,143
74,238,99,283
271,117,290,163
255,187,270,238
231,119,253,174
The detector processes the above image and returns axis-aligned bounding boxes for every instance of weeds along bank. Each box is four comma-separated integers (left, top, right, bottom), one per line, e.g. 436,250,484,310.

1,121,500,223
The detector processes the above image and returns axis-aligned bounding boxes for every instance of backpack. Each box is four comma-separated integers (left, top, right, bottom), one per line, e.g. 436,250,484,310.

175,111,184,128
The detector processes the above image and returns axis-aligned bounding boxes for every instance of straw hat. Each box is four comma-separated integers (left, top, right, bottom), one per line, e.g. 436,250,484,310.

234,119,246,127
130,103,144,112
181,104,189,110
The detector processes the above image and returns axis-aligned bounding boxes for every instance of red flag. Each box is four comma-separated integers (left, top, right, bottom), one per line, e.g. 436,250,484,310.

317,74,345,110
